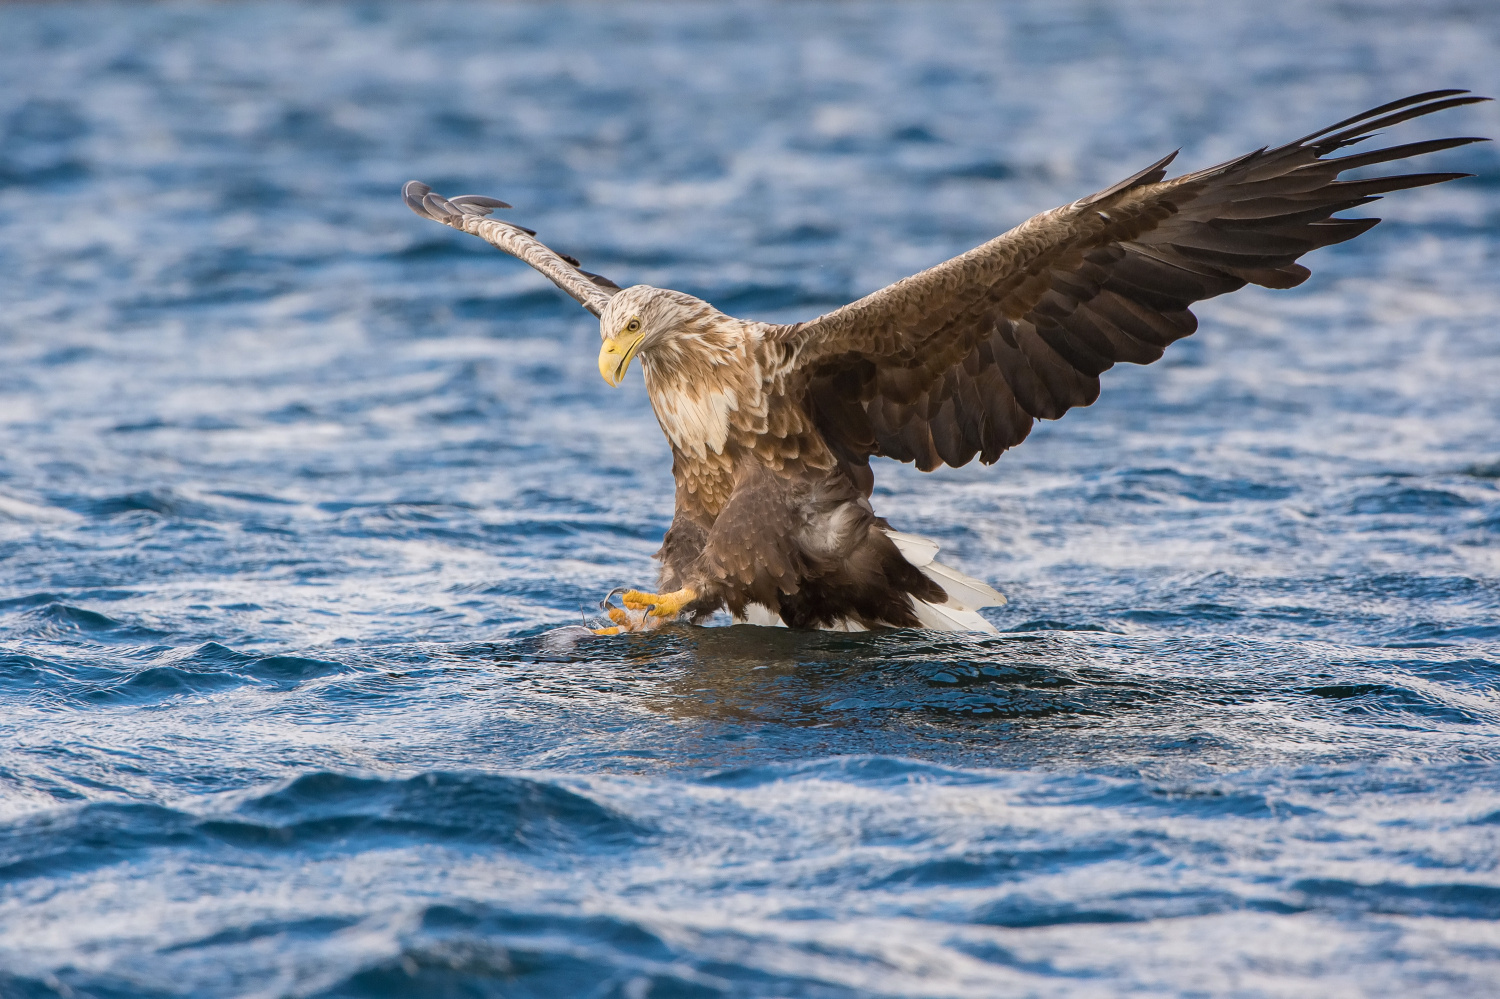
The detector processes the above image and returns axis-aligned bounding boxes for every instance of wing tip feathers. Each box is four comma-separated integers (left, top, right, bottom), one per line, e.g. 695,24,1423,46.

400,180,619,314
1081,148,1181,206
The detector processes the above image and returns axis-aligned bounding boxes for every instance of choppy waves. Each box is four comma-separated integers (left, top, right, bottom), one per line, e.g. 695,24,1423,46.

4,751,1500,996
2,0,1499,995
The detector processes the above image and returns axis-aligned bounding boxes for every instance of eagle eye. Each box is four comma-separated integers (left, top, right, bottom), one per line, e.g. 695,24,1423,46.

625,318,642,334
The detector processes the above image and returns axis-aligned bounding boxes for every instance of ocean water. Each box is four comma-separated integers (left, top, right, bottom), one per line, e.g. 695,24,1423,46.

1,1,1499,996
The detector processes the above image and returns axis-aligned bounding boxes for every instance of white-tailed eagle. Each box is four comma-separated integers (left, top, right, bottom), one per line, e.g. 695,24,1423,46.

403,91,1488,634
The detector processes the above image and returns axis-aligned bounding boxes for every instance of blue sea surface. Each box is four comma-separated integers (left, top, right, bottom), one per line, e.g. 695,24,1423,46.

2,1,1499,996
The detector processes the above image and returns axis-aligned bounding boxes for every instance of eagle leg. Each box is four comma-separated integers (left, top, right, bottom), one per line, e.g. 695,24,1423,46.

622,587,697,619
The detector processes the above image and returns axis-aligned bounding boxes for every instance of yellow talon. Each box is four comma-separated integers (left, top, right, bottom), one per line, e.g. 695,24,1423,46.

593,586,696,634
621,587,696,618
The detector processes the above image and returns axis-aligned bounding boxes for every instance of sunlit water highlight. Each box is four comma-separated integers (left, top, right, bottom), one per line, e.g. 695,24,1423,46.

1,2,1499,996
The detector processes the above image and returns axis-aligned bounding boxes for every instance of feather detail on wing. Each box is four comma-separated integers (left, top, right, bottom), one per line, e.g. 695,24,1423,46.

402,181,620,317
782,91,1489,473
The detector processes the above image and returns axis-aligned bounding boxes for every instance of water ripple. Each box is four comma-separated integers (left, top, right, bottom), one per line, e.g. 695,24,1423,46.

1,0,1498,995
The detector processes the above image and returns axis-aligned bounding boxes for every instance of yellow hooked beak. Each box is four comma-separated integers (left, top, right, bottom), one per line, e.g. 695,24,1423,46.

598,332,645,387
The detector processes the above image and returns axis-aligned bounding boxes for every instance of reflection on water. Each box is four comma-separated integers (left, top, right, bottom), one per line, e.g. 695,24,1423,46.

629,628,1112,729
1,0,1499,996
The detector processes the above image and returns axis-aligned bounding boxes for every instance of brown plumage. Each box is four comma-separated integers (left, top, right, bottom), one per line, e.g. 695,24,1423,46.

403,91,1489,633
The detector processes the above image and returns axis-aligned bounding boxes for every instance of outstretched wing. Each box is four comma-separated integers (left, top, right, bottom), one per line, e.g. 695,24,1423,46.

786,91,1488,472
402,181,621,318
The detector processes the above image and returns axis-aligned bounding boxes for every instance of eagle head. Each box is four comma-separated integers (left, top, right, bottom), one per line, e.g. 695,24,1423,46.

597,285,715,386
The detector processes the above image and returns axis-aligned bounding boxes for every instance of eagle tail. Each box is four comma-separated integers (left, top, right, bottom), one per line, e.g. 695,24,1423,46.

888,531,1005,634
908,596,1000,634
728,532,1004,633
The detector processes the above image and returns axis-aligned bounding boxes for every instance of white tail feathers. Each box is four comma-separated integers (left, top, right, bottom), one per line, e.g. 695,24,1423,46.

730,530,1003,634
888,529,1004,634
884,530,939,566
914,558,1006,613
908,598,999,633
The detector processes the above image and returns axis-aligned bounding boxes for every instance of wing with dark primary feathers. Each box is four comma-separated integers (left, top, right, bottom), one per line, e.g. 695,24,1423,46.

786,91,1489,473
402,181,621,317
